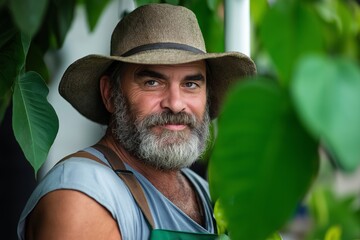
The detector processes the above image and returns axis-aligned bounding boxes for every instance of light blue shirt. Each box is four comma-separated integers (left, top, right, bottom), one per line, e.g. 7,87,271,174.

17,147,215,240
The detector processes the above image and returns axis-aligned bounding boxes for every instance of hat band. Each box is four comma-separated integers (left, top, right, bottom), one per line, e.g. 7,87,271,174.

121,42,205,57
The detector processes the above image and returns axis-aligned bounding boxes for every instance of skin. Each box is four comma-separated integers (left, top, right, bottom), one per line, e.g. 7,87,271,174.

25,60,207,240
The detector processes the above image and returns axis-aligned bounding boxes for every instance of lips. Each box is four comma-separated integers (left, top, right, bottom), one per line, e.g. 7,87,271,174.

160,124,187,131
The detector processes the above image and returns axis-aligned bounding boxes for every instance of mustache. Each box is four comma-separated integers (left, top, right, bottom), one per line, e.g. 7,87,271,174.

137,111,198,129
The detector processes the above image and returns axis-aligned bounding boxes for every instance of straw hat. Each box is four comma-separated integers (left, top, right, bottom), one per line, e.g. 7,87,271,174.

59,3,256,124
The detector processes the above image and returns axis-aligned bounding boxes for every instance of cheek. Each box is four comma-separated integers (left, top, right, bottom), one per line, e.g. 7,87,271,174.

126,91,161,117
187,95,207,118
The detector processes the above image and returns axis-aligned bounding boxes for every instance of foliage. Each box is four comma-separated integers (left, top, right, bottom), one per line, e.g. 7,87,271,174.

0,0,112,174
209,0,360,239
12,72,59,172
209,78,319,239
307,185,360,239
292,55,360,171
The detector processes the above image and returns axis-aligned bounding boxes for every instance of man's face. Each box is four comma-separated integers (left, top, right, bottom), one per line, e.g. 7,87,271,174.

112,61,210,170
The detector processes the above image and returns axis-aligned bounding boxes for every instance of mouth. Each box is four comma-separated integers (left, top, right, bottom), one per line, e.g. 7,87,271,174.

149,122,191,134
160,124,187,131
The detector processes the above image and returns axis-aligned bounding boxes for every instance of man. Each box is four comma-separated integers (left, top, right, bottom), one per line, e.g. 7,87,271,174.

18,3,255,240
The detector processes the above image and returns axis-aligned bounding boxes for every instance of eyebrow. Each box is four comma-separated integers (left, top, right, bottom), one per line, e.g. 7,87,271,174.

136,69,166,80
185,74,205,81
136,69,205,82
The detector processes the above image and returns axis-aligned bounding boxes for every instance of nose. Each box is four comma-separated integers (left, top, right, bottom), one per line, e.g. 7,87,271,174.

160,85,186,114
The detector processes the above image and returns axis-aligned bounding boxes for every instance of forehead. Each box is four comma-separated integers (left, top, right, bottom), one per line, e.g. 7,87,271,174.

121,60,207,78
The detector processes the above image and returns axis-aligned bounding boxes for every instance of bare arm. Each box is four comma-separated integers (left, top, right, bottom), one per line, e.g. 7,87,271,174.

25,189,121,240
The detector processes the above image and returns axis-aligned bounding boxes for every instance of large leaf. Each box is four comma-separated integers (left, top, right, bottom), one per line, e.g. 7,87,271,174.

12,71,59,174
8,0,48,36
260,1,323,84
292,55,360,171
84,0,111,31
209,78,319,240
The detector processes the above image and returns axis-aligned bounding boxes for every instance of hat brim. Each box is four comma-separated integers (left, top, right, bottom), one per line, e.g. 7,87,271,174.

59,49,256,124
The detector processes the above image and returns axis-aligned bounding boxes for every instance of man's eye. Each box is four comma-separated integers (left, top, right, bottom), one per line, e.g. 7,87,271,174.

144,80,158,86
184,82,198,89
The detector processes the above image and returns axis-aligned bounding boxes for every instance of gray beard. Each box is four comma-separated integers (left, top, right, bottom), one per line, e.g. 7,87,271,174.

111,90,210,170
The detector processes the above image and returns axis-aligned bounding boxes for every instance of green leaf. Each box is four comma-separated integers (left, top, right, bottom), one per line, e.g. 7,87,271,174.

186,1,224,52
292,55,360,172
250,0,269,25
50,0,76,48
84,0,111,31
324,225,342,240
8,0,48,36
266,232,282,240
0,10,30,108
204,10,224,52
0,24,19,98
0,90,11,124
260,1,323,84
135,0,160,6
165,0,179,5
26,44,50,83
307,187,360,239
26,0,75,59
12,71,59,174
216,234,230,240
206,0,217,11
213,199,228,235
209,78,319,240
314,0,360,60
0,0,6,7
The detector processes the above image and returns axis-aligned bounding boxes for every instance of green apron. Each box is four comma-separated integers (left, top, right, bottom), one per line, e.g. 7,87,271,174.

150,229,218,240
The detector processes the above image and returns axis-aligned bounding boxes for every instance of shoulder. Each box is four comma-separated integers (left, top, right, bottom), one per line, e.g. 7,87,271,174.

25,189,121,240
37,152,127,210
31,150,134,215
18,150,141,239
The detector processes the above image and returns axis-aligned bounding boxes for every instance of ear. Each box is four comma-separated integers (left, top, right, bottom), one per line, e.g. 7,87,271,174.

99,75,115,113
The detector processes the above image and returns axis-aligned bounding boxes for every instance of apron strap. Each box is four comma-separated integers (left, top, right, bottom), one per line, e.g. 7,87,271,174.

59,144,156,229
92,144,156,229
58,151,103,164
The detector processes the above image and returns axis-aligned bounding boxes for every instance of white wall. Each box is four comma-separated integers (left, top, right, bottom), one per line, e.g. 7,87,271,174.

224,0,250,55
